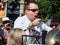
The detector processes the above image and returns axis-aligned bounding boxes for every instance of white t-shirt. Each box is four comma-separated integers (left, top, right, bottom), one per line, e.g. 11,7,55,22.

14,15,52,35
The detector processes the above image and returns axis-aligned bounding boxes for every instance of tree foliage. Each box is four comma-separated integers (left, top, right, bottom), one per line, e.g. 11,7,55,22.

34,0,60,22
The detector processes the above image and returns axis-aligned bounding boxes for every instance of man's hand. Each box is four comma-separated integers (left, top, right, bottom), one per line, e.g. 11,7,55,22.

32,19,41,26
29,19,41,27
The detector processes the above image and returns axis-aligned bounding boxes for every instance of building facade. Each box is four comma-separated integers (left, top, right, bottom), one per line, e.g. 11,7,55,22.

1,0,33,22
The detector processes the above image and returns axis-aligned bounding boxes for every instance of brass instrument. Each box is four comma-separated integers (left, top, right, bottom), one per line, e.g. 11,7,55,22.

45,28,60,45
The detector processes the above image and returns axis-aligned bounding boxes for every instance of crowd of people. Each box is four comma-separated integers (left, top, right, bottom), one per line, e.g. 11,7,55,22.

0,1,60,45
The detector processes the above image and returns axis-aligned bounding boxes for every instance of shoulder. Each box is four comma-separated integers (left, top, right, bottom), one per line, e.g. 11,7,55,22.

15,16,24,21
14,15,27,23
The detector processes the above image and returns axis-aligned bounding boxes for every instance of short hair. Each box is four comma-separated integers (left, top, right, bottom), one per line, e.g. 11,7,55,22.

25,1,38,10
7,28,28,45
50,14,60,24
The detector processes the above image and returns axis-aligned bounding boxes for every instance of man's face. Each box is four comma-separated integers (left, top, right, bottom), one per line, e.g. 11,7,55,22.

26,3,39,21
50,23,60,29
3,23,11,30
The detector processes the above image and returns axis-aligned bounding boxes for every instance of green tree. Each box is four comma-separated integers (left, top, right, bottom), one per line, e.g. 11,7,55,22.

35,0,60,22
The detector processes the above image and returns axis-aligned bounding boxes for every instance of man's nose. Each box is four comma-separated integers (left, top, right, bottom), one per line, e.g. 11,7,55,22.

53,26,56,29
35,11,38,14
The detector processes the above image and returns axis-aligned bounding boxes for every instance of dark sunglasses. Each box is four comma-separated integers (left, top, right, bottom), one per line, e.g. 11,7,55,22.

28,9,39,12
50,24,58,27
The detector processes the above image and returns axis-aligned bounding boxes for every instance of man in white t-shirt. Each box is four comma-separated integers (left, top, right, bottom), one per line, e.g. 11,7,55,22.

14,1,52,44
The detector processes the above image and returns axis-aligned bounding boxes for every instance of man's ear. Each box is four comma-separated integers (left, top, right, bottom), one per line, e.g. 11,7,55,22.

25,9,29,14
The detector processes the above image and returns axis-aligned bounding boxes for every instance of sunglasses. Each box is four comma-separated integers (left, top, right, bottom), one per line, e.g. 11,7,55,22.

28,9,39,12
50,24,58,27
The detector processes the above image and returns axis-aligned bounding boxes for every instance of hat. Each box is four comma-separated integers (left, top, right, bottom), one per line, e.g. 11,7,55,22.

2,17,12,24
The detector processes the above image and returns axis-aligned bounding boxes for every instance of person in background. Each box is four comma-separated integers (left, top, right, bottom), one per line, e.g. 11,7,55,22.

50,20,60,29
0,18,4,45
7,28,28,45
0,1,5,19
14,1,52,44
46,14,58,27
49,14,60,29
2,17,13,45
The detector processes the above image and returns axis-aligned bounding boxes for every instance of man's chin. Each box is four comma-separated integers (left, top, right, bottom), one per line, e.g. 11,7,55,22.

33,18,36,20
